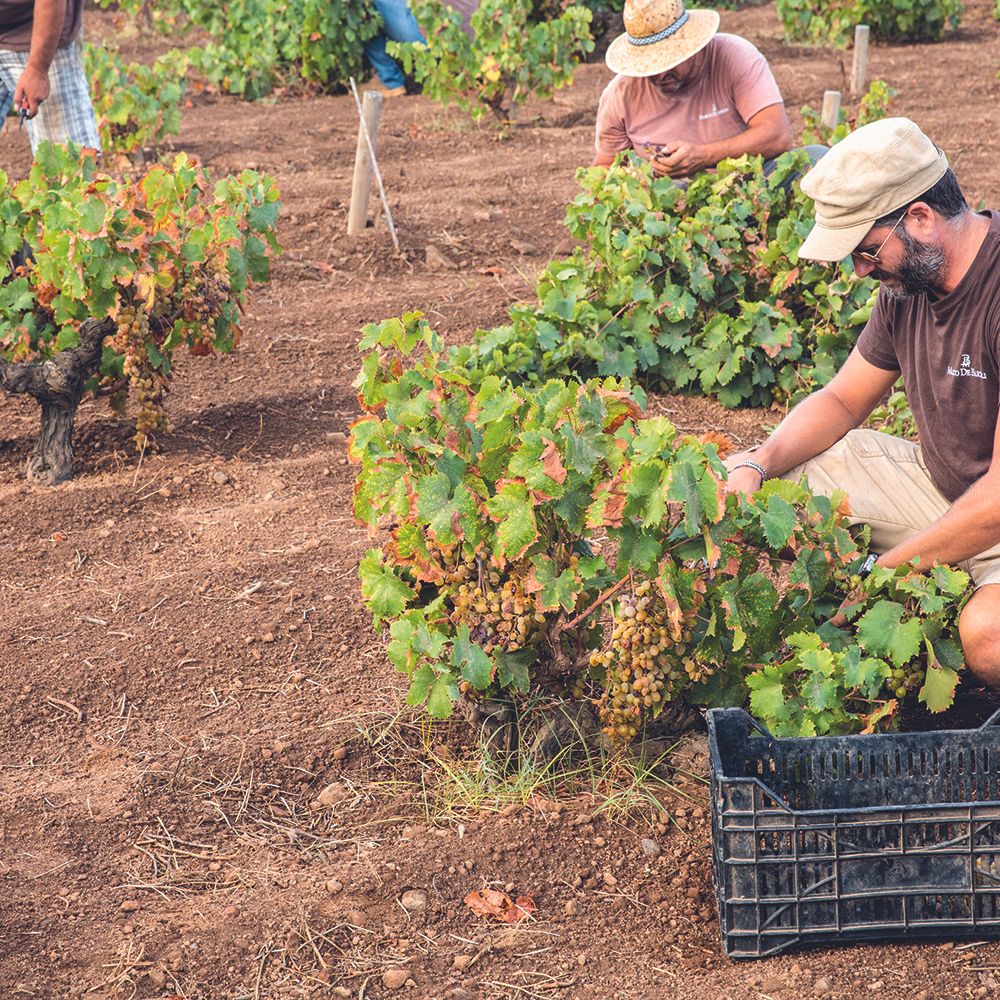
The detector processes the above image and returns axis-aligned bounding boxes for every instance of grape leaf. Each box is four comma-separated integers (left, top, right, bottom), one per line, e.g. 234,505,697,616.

485,481,538,561
842,646,890,695
747,665,787,725
453,625,492,690
760,494,798,549
427,674,459,718
919,663,960,713
855,601,923,666
527,555,580,612
717,573,780,653
625,461,667,528
406,664,435,706
495,649,532,692
359,550,415,625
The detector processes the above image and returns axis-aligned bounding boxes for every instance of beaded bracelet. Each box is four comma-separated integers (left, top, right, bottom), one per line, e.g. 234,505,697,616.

731,459,767,483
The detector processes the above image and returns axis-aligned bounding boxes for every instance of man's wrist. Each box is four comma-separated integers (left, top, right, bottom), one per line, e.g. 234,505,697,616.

731,459,767,484
24,57,52,75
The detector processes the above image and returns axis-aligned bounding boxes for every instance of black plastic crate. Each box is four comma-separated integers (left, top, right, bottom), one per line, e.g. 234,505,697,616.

707,706,1000,958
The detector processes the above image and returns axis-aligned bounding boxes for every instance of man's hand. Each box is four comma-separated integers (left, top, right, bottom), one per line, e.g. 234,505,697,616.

724,466,763,497
652,140,710,178
724,452,765,497
13,62,51,118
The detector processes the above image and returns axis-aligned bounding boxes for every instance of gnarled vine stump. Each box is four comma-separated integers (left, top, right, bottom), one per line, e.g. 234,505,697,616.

0,317,114,485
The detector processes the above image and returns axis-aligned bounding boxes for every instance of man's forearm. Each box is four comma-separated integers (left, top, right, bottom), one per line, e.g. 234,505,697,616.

880,475,1000,570
751,387,865,477
27,0,66,73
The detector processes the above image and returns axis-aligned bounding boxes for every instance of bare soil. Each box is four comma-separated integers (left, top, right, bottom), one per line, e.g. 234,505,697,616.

3,3,1000,997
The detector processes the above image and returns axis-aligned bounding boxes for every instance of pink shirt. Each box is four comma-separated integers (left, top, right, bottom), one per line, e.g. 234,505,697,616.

595,34,784,157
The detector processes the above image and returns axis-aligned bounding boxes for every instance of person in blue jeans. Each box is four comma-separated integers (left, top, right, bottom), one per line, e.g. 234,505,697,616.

364,0,477,97
364,0,423,97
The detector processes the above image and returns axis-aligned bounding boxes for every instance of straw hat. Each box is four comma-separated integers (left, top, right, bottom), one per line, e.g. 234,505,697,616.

606,0,720,78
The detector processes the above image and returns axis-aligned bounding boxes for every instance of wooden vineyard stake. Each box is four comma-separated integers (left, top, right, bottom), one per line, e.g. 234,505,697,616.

821,90,842,132
347,80,400,252
347,89,382,236
851,24,870,97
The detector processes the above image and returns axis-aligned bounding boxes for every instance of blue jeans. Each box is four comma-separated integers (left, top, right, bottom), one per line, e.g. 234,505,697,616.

364,0,425,90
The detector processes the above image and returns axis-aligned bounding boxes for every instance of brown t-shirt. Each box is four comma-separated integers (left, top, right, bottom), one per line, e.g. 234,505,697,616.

0,0,83,50
594,33,784,158
857,210,1000,502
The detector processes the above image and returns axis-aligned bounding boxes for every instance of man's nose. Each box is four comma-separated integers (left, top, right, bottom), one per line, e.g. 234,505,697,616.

852,255,876,278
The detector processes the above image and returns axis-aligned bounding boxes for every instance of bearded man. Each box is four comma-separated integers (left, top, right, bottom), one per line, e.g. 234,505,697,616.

593,0,798,178
726,117,1000,685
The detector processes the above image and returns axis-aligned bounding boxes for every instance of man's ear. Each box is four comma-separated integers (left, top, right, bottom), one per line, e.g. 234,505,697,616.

905,201,938,238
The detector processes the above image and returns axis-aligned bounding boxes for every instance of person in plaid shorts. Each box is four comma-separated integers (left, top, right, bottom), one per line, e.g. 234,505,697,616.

0,0,99,152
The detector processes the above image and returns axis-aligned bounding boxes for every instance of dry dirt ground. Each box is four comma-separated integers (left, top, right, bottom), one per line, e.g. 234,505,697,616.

2,3,1000,998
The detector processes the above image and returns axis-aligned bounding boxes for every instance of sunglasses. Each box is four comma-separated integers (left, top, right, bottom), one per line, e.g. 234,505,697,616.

852,214,904,265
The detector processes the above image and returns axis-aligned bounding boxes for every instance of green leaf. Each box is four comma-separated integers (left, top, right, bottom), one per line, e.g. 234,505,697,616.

453,625,492,690
717,574,780,653
485,481,538,561
919,663,960,713
406,664,435,706
760,494,798,549
528,555,581,612
625,461,667,527
747,666,787,725
427,674,459,718
495,648,532,692
842,647,889,694
855,601,923,666
358,550,415,625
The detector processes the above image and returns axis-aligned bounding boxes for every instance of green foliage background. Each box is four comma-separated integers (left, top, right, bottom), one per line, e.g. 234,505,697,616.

84,45,188,155
389,0,593,122
101,0,381,99
775,0,963,44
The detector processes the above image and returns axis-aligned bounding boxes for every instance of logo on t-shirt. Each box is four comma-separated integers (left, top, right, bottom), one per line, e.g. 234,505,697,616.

946,354,988,379
697,104,731,121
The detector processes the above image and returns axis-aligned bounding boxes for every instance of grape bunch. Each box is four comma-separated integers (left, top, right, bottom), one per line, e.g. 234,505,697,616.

592,579,700,742
888,662,925,699
180,265,229,333
448,560,547,655
108,303,172,446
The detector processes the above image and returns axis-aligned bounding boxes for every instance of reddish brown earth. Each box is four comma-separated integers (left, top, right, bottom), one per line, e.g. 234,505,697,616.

2,3,1000,997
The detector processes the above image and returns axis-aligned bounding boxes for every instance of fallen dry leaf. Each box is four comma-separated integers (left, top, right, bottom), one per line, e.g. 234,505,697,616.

464,888,536,923
698,431,735,460
52,531,67,543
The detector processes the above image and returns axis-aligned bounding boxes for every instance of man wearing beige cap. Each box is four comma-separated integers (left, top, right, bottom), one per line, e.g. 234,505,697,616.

726,117,1000,685
593,0,793,178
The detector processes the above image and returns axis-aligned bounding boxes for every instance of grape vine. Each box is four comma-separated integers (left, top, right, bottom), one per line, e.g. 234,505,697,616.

84,45,189,156
0,143,281,481
352,314,973,739
388,0,593,124
101,0,381,100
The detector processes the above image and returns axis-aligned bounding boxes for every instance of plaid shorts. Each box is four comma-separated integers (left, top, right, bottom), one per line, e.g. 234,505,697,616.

0,34,100,152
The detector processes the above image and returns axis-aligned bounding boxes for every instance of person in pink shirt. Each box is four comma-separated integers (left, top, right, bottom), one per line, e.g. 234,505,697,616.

593,0,811,180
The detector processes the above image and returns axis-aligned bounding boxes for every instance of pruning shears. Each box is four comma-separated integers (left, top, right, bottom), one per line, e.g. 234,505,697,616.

17,104,28,129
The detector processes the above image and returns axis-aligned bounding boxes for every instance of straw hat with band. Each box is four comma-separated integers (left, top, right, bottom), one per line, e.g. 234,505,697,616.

798,117,950,262
605,0,720,78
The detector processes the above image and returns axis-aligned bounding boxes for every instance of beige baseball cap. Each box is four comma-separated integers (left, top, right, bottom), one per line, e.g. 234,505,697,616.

797,117,949,262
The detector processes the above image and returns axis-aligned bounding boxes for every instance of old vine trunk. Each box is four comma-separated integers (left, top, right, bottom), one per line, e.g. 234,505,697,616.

0,318,113,485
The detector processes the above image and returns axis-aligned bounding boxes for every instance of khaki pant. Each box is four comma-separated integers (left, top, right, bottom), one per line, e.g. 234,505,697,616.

784,429,1000,588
